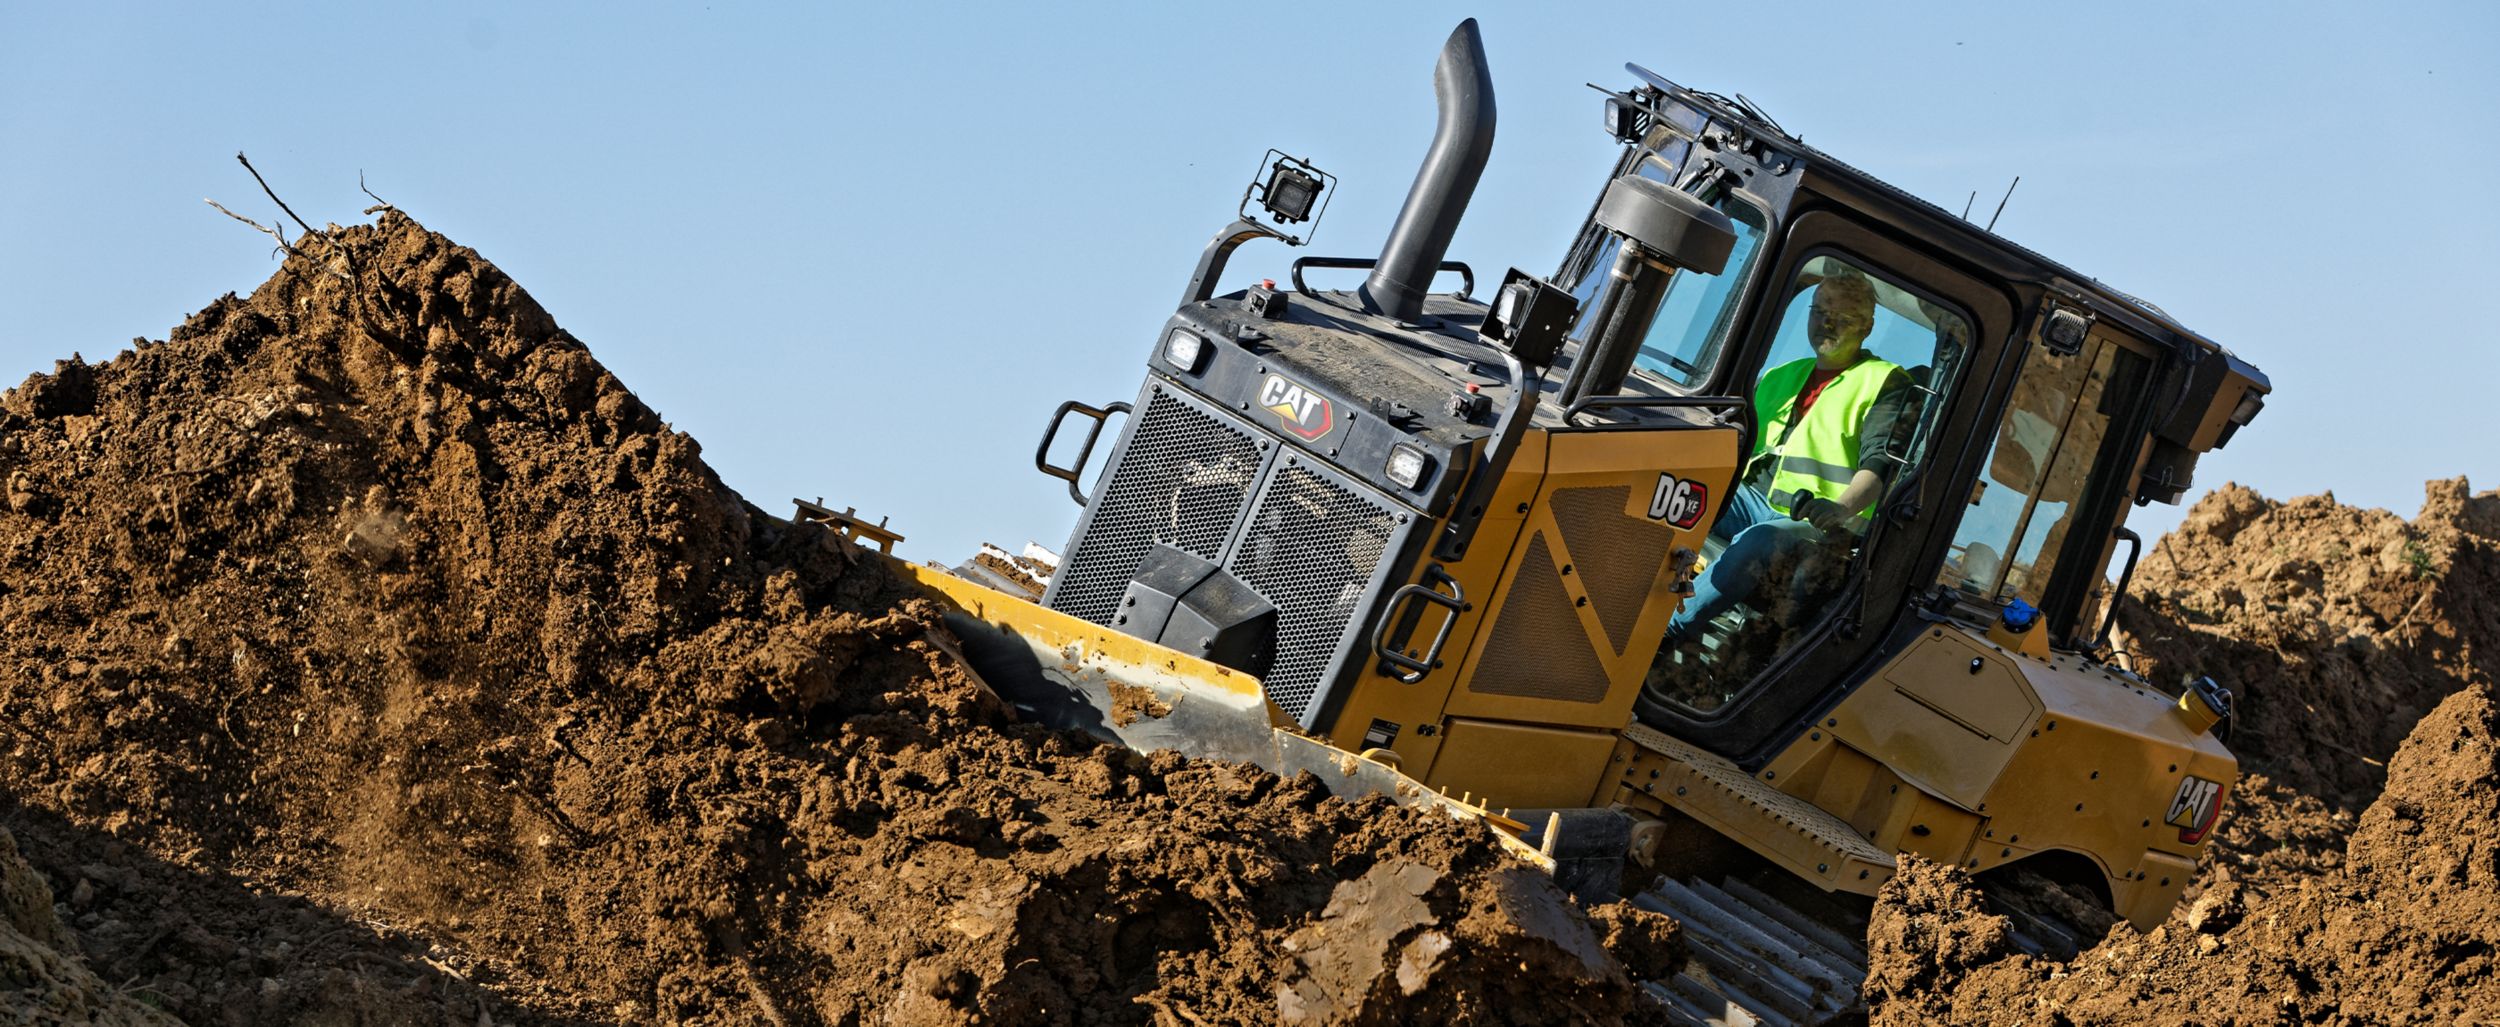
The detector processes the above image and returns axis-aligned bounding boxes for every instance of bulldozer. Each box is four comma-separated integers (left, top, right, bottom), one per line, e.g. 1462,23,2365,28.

825,20,2269,1021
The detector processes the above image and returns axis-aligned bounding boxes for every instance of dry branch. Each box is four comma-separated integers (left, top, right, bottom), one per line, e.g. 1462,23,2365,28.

204,198,297,257
232,151,354,279
359,169,396,213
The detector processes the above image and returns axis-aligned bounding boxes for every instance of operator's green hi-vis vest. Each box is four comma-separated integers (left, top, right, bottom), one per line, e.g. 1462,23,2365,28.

1752,354,1906,521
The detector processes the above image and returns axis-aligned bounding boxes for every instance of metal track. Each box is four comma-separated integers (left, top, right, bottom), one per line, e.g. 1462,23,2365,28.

1635,875,1869,1027
1633,870,2098,1024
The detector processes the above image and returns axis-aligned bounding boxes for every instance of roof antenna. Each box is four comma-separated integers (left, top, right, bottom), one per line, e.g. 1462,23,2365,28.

1985,176,2020,232
1961,191,1976,220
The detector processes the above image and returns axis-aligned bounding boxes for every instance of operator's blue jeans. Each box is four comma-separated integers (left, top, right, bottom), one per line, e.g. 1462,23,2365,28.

1663,485,1822,645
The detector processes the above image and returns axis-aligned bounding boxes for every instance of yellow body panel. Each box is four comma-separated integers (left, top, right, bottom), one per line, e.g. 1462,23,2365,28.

1429,719,1620,812
1752,625,2234,929
1320,419,1741,817
1437,426,1734,733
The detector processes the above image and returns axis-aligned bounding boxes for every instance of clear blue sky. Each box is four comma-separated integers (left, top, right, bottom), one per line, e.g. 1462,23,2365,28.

5,3,2494,565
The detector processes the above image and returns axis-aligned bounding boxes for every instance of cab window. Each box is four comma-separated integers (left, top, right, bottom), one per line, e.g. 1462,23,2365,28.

1940,331,2150,606
1642,254,1970,715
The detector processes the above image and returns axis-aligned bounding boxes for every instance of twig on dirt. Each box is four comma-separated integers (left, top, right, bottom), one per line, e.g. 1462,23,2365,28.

1135,992,1213,1026
237,152,316,238
235,151,355,279
205,198,297,257
733,958,793,1027
2308,732,2387,768
2389,586,2438,636
359,169,396,213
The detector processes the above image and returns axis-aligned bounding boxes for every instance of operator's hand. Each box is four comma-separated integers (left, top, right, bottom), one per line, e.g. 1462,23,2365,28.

1793,496,1855,535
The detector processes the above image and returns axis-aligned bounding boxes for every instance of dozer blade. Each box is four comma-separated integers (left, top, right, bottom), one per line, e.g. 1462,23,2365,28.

888,557,1544,846
897,557,1283,765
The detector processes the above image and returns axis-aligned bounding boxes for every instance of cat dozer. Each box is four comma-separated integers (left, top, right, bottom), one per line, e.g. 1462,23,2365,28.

842,20,2269,1023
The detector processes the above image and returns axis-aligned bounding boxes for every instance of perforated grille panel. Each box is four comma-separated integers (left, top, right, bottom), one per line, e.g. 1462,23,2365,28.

1046,389,1262,627
1225,463,1402,720
1468,532,1612,704
1549,485,1676,652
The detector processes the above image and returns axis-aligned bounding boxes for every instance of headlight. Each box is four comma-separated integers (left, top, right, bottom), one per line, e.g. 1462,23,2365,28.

1385,444,1428,489
1164,329,1207,372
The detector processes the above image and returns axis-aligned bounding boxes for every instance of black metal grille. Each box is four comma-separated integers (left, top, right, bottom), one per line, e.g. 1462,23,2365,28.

1469,531,1612,703
1046,389,1262,627
1225,462,1400,720
1550,485,1676,653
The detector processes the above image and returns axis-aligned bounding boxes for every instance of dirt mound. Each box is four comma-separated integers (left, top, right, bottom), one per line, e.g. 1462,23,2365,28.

2111,480,2500,908
1866,682,2500,1025
1862,481,2500,1024
2119,480,2500,809
0,214,1664,1024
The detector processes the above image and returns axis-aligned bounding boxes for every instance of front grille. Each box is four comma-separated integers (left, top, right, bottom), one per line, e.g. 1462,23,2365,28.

1225,462,1403,720
1045,388,1262,626
1046,382,1416,728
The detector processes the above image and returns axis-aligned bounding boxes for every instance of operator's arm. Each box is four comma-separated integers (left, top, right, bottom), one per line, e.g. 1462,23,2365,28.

1808,370,1916,530
1835,467,1886,518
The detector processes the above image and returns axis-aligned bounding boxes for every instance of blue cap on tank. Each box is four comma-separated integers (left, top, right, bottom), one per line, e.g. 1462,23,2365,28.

2001,598,2039,633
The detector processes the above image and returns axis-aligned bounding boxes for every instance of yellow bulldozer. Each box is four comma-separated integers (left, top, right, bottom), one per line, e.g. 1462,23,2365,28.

820,20,2268,1022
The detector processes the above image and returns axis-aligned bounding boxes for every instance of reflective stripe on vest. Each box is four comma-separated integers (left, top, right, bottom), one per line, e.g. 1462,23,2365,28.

1752,354,1904,519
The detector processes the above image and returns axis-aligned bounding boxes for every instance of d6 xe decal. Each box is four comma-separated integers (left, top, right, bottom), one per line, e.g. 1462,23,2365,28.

1648,473,1709,529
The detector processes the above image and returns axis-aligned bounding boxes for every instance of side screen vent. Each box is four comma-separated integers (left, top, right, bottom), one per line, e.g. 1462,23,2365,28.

1467,532,1612,704
1549,485,1675,652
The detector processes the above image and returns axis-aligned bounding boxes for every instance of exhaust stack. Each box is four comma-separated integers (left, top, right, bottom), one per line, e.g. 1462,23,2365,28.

1359,19,1496,323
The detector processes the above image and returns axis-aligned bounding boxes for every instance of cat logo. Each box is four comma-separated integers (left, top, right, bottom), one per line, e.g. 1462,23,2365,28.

2166,775,2227,845
1647,473,1709,529
1259,373,1335,441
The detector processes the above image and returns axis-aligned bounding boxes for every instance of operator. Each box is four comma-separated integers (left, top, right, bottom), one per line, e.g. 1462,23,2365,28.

1660,272,1914,649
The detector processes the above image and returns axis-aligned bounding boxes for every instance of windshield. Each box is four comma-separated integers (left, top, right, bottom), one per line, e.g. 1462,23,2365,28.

1560,187,1770,390
1631,200,1766,386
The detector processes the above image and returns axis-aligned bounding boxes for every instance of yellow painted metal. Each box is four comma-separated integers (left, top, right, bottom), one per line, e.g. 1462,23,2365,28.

1783,630,2039,810
1438,425,1737,731
1983,614,2054,660
1614,724,1897,895
896,558,1270,710
1753,623,2234,930
2119,850,2202,929
1319,431,1551,772
1428,719,1621,813
1773,740,1982,869
1884,631,2042,745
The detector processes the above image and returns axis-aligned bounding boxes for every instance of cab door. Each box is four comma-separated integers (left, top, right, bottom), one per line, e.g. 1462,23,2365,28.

1636,207,2016,763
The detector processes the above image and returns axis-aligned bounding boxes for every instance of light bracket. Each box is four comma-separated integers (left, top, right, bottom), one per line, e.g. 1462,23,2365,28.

1238,149,1336,246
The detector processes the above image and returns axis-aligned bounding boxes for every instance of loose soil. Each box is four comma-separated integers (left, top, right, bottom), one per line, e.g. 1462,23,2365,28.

1866,480,2500,1025
0,214,1668,1025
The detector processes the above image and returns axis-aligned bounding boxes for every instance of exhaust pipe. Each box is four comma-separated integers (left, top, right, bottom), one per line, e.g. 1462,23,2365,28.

1359,19,1496,323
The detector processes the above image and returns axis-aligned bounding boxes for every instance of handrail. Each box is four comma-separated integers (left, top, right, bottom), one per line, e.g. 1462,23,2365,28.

1290,256,1474,303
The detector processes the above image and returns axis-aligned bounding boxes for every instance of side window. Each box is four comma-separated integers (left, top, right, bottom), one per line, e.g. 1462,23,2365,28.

1941,334,2149,605
1643,254,1969,715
